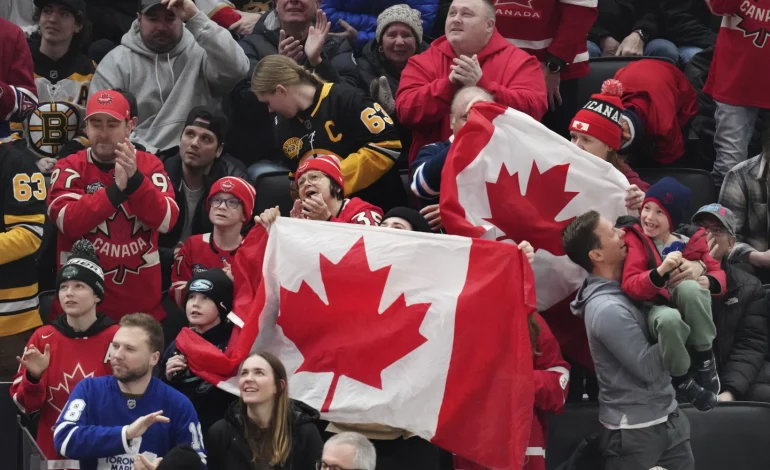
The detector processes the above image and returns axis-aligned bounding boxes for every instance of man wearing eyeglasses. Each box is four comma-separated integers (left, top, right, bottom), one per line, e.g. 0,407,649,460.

690,204,770,403
160,106,250,290
317,432,376,470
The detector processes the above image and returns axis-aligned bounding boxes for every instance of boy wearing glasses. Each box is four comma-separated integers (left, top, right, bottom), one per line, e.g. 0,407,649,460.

169,176,254,307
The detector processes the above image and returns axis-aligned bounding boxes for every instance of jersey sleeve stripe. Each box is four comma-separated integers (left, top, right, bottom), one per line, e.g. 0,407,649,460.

121,425,131,454
560,0,597,6
53,421,74,438
4,214,45,226
12,392,26,413
55,206,68,232
0,297,39,314
365,140,402,161
59,426,79,458
7,223,44,239
411,163,438,198
158,198,174,234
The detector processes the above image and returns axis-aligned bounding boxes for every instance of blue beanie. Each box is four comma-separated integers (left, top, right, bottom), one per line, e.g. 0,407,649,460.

643,177,692,229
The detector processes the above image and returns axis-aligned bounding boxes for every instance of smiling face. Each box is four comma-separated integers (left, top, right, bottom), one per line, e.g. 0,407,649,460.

110,326,158,383
58,280,98,317
445,0,495,56
570,131,612,160
640,200,672,240
587,216,627,272
39,3,80,45
208,191,246,227
276,0,317,25
185,292,221,331
239,354,281,406
381,23,418,66
180,122,222,170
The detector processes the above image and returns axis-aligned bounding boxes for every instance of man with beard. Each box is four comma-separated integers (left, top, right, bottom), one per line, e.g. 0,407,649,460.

159,106,249,288
48,90,179,322
89,0,248,157
53,313,205,470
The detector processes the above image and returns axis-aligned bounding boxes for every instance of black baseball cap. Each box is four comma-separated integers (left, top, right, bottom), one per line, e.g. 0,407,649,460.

184,106,229,147
34,0,86,15
139,0,165,14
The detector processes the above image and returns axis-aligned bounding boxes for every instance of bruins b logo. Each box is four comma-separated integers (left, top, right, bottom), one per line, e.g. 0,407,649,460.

283,137,303,159
27,102,81,157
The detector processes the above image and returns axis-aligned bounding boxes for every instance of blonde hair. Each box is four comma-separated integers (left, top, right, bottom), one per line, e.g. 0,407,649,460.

238,352,292,466
251,55,324,95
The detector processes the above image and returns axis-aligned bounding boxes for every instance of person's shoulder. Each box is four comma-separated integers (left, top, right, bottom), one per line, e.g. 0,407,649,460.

728,153,763,176
30,324,58,343
57,148,89,166
136,149,163,164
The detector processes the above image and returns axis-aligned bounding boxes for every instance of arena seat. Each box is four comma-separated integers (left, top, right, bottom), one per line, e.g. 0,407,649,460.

38,290,55,325
634,167,717,223
400,169,410,197
0,383,20,470
547,402,770,470
247,161,294,216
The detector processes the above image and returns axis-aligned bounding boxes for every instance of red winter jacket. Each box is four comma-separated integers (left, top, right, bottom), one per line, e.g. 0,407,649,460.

495,0,598,81
705,0,770,108
453,314,569,470
621,226,726,302
395,31,547,165
0,17,37,126
614,60,698,165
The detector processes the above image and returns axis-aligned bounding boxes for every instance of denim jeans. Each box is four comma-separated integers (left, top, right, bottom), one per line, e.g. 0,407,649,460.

586,38,681,65
712,100,759,186
678,46,703,65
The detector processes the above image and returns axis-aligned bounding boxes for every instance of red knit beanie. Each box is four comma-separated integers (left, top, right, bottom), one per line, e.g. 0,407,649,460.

569,79,625,151
295,155,345,193
207,177,256,219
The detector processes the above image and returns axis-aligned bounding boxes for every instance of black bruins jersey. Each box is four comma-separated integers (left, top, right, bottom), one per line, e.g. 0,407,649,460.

0,144,46,336
11,44,94,158
274,82,406,210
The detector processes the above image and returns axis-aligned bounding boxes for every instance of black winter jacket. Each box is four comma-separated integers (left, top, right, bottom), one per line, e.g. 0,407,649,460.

226,9,360,164
589,0,661,44
207,400,323,470
660,0,719,48
158,154,249,287
712,262,770,398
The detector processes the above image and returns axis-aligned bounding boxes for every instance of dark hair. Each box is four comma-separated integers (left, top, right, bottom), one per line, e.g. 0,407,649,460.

238,352,292,466
329,178,344,201
119,313,165,354
33,5,92,55
562,210,602,273
112,89,138,119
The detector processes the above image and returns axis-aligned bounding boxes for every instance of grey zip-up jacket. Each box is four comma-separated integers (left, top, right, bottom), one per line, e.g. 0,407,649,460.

571,273,677,427
90,11,249,153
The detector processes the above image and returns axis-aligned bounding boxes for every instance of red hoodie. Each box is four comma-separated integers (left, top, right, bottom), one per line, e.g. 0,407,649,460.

622,226,726,302
396,30,548,165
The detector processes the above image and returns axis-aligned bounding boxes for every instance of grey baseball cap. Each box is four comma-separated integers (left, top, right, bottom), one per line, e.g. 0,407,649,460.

139,0,164,13
691,203,736,236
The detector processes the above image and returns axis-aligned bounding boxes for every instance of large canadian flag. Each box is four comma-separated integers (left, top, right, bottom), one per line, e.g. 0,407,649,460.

176,218,537,469
440,102,629,368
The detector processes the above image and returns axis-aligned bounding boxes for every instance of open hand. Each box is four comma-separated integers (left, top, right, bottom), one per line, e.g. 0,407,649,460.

160,0,199,23
229,10,262,36
279,30,304,62
126,411,170,440
304,9,331,66
419,204,442,231
290,199,305,219
16,344,51,380
329,19,358,48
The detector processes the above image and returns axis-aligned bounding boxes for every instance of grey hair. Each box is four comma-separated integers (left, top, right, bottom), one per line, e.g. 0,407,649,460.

324,432,377,470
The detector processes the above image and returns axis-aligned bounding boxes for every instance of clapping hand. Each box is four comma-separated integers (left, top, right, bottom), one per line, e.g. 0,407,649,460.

304,9,331,66
279,30,304,62
114,138,137,191
450,54,482,87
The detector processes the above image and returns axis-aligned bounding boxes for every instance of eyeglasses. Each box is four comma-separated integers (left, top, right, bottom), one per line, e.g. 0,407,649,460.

699,224,727,235
298,171,326,187
315,461,363,470
209,196,241,209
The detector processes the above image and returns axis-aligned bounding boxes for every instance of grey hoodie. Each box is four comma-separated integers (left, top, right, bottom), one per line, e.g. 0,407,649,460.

571,274,677,427
90,12,249,153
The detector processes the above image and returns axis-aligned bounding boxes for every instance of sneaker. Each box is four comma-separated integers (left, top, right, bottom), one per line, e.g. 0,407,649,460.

676,377,717,411
693,352,720,394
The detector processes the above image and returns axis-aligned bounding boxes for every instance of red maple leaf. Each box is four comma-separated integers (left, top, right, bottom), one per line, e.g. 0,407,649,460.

278,237,430,412
484,161,578,256
90,206,154,284
48,363,93,413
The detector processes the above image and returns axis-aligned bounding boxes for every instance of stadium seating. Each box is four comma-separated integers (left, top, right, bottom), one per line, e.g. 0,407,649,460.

547,402,770,470
247,161,294,216
635,167,717,223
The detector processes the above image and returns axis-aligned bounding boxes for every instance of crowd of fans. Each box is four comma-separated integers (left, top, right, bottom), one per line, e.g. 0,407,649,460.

2,0,770,469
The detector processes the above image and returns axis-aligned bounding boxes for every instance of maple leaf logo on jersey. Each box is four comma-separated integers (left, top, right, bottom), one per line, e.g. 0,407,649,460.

279,237,430,412
736,13,770,47
494,0,534,8
48,364,94,413
483,162,578,256
734,1,770,48
90,205,156,284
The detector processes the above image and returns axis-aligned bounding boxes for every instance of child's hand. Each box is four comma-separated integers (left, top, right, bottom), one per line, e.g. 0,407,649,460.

697,275,710,290
658,251,683,275
517,240,535,264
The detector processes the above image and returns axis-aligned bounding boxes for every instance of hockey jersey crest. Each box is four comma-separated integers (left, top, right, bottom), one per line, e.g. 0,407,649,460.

12,46,93,157
47,149,179,321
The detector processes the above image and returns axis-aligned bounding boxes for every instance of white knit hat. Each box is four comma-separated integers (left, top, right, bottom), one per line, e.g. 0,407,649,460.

376,4,423,45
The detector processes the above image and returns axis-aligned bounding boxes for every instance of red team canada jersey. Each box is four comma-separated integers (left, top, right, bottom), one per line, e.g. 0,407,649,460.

170,232,240,306
47,149,179,321
453,314,569,470
494,0,598,81
330,197,383,225
10,320,118,468
705,0,770,108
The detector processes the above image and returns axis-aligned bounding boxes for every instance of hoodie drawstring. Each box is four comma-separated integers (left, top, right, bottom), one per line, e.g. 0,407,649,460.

154,53,175,106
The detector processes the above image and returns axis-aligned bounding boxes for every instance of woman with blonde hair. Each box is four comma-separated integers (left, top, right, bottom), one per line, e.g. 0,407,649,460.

251,54,406,211
206,352,322,470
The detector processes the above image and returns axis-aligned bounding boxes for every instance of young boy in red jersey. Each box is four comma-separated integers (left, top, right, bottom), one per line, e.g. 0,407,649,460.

621,177,725,411
169,176,254,306
47,89,179,322
10,240,118,469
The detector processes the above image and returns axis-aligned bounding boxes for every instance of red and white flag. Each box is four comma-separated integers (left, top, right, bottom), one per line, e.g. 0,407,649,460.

176,218,537,469
440,102,629,368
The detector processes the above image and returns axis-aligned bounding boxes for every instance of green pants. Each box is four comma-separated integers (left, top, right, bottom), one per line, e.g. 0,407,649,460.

648,280,716,377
